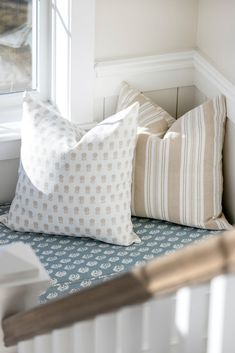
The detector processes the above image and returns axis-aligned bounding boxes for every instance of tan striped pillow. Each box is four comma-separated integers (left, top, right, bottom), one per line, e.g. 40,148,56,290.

116,82,231,230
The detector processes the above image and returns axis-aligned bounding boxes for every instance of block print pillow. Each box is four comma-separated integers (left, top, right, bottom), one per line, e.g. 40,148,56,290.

2,93,140,246
117,82,231,230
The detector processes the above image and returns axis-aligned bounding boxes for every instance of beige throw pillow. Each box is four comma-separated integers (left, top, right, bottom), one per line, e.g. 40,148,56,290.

116,82,231,230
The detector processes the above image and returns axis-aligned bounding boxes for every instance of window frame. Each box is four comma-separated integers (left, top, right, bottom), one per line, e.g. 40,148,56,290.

51,0,95,124
0,0,52,124
0,0,96,138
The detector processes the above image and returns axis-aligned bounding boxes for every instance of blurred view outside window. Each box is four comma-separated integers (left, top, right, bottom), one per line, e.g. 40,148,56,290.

0,0,32,94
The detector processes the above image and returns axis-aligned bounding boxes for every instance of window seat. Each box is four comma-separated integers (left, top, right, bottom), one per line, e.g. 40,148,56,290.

0,204,218,304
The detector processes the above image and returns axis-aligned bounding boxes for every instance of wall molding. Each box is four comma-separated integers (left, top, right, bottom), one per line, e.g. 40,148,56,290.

95,51,195,78
95,51,195,98
95,49,235,123
193,51,235,123
1,49,235,161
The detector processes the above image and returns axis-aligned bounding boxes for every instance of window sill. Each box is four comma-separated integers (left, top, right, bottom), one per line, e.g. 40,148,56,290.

0,121,21,161
0,120,97,161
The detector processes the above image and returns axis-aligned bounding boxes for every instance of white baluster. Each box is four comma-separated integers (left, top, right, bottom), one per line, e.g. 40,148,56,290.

117,304,143,353
207,274,235,353
73,320,95,353
141,302,150,353
33,334,52,353
149,294,175,353
175,284,209,353
51,327,72,353
18,340,34,353
95,312,117,353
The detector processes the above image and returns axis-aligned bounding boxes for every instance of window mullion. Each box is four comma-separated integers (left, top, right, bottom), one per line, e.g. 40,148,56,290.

51,0,95,123
37,0,52,100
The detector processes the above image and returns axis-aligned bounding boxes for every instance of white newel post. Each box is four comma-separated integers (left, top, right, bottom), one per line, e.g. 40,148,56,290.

0,243,50,353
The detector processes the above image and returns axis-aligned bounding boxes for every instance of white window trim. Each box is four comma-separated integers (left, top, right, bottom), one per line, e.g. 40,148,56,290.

51,0,95,124
0,0,52,133
0,0,96,160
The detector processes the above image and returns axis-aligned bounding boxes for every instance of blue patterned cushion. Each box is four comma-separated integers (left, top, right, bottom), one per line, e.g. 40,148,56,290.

0,204,218,303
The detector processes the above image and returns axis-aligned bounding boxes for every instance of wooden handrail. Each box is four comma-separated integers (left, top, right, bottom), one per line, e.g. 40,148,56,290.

3,229,235,347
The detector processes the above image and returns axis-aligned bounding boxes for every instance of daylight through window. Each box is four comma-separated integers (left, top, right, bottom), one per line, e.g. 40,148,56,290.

0,0,33,94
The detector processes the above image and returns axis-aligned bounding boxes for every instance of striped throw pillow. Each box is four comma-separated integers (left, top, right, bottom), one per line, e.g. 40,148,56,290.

116,82,231,230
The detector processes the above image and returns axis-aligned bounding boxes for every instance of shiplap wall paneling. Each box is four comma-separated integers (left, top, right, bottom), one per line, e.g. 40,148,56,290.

102,88,178,120
101,86,205,122
94,98,105,122
177,86,207,118
194,87,207,108
144,88,177,118
104,96,118,120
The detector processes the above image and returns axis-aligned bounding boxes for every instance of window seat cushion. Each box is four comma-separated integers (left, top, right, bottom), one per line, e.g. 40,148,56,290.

0,204,219,303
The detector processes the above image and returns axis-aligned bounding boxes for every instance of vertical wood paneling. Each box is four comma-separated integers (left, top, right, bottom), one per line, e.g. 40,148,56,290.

194,88,207,108
104,96,118,119
177,86,207,117
144,88,178,118
100,86,206,123
94,98,105,122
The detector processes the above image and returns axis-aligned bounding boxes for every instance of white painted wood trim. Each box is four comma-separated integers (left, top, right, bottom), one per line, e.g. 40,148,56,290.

37,0,52,100
193,51,235,123
95,50,195,99
69,0,95,124
95,51,195,78
50,0,95,124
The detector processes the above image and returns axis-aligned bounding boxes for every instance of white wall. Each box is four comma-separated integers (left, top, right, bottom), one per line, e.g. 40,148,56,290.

95,0,198,60
197,0,235,85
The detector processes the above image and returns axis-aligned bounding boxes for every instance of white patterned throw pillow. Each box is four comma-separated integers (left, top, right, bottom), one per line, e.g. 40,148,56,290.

2,94,140,246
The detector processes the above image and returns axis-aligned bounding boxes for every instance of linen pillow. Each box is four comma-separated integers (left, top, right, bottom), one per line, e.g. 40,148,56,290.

2,93,140,246
117,81,175,136
116,82,231,230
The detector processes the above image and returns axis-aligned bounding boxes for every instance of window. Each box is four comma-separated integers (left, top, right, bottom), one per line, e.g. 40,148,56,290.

0,0,34,94
0,0,95,125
